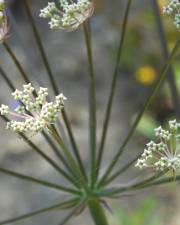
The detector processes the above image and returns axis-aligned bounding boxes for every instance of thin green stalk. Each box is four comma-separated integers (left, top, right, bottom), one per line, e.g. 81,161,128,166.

58,202,84,225
88,198,109,225
0,66,75,178
0,198,79,225
2,43,81,180
151,0,180,117
0,66,79,185
83,22,97,186
0,66,15,91
0,167,80,195
20,132,80,187
23,0,58,94
3,41,31,84
98,38,180,185
106,175,180,197
23,0,86,179
141,175,180,188
62,109,87,179
99,171,167,197
48,126,87,188
48,126,81,171
2,44,61,158
42,131,76,176
128,171,168,189
96,0,132,178
1,114,79,188
99,153,142,187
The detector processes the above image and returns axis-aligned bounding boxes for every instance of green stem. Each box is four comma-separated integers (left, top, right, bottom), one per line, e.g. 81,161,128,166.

1,116,78,188
3,41,31,84
0,66,15,91
141,175,180,188
24,0,58,95
0,45,73,174
24,1,86,179
83,22,97,187
62,109,87,180
0,66,76,178
48,126,81,171
88,199,109,225
99,153,142,187
41,131,76,176
2,41,82,180
0,67,76,180
48,126,87,188
58,202,84,225
96,0,132,178
0,198,79,225
20,132,79,187
0,167,80,195
151,0,180,117
98,38,180,185
99,171,168,197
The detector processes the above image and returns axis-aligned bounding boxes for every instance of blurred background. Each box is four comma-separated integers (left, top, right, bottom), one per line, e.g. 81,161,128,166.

0,0,179,224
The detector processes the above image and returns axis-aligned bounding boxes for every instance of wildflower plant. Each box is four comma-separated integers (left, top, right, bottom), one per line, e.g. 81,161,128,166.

0,0,179,225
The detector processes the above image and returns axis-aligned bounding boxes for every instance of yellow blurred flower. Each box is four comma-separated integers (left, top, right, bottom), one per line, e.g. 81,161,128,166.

135,66,157,85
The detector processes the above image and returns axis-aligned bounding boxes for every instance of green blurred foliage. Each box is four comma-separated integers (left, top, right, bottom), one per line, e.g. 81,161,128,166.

113,197,164,225
137,114,159,139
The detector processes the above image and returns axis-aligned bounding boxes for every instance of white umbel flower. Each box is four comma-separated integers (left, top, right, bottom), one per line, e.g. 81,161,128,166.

0,84,67,134
39,0,94,31
163,0,180,30
135,120,180,175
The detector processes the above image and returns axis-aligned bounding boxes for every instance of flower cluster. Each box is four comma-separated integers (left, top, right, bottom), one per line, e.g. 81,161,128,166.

39,0,94,31
135,120,180,174
0,84,67,134
0,0,8,42
163,0,180,30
